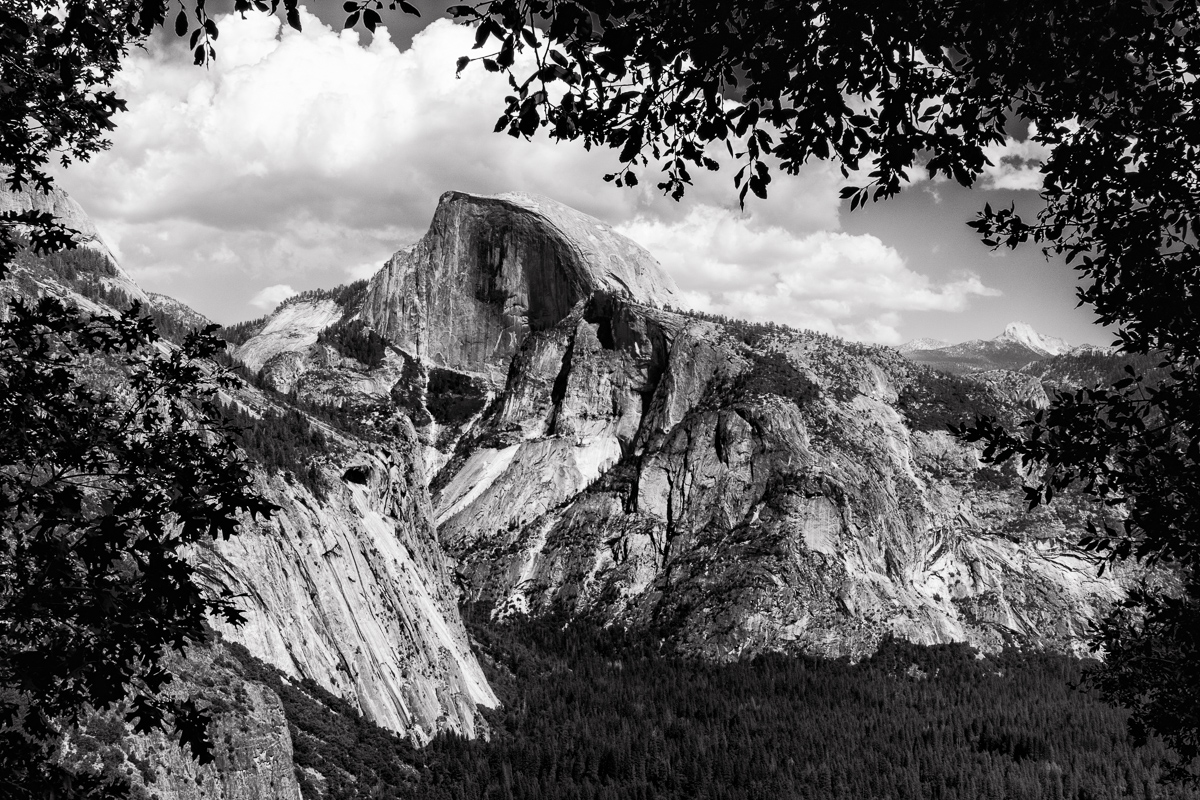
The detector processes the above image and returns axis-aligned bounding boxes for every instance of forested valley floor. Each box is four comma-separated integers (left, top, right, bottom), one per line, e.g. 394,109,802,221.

227,610,1199,800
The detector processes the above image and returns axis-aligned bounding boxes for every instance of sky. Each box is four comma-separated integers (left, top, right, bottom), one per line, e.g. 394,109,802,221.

49,2,1110,348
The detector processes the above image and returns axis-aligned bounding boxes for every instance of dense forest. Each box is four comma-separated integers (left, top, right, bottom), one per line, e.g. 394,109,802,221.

219,402,331,497
661,303,877,354
317,318,390,370
897,368,1007,432
226,613,1199,800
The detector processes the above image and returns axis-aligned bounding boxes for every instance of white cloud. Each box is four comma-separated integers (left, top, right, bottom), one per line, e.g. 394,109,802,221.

50,11,848,321
618,205,999,344
48,8,994,340
980,123,1052,191
249,283,297,310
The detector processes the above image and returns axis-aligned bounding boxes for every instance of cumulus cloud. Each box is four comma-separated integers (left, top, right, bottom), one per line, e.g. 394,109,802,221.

249,283,298,310
49,8,994,338
619,206,1000,344
980,123,1053,191
49,11,849,320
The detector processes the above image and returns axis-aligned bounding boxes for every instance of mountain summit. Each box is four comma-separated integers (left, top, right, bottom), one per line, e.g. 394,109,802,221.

359,191,679,384
994,322,1070,356
900,322,1085,374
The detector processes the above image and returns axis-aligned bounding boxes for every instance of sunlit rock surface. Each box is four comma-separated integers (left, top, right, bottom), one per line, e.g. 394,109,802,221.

4,183,498,761
204,418,497,742
360,191,679,385
235,188,1120,662
430,295,1121,660
0,180,146,303
10,180,1131,788
235,299,344,373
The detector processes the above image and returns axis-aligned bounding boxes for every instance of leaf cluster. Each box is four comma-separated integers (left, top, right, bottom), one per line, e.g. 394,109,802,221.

0,297,275,798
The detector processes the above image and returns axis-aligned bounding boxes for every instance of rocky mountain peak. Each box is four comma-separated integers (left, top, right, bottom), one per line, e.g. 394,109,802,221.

900,322,1084,374
995,321,1070,356
0,177,103,244
0,180,146,305
359,190,678,383
897,337,951,354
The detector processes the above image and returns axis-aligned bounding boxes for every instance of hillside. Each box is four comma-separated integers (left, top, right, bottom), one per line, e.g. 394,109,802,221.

1,186,498,799
231,190,1123,662
2,184,1148,796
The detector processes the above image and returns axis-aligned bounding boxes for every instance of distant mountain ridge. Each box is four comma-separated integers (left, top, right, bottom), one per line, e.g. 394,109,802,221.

900,322,1107,375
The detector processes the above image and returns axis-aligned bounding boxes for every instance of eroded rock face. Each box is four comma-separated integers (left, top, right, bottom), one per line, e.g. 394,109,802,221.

436,295,1121,660
4,188,499,762
0,179,105,246
235,299,344,373
0,181,145,303
972,369,1051,409
205,421,497,742
360,191,679,384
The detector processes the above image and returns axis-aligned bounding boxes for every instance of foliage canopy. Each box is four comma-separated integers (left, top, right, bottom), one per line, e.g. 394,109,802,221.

3,0,1200,784
0,298,274,797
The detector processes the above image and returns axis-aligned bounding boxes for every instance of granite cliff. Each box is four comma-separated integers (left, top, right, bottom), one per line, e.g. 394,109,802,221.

235,190,1121,661
433,297,1119,659
360,191,679,384
2,185,498,797
5,183,1131,793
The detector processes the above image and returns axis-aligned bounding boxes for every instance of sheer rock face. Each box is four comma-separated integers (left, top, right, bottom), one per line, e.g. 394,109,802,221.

4,186,498,760
0,180,105,245
434,295,1121,660
205,419,497,743
360,191,679,385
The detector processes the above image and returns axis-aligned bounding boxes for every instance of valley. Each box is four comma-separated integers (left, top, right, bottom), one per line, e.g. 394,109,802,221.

0,183,1175,799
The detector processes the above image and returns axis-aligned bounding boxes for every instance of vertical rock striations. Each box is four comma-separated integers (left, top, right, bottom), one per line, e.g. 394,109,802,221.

335,192,1125,661
2,182,499,793
204,423,497,742
360,191,679,385
438,296,1121,659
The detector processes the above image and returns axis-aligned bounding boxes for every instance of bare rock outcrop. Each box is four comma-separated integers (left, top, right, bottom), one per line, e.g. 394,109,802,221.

434,297,1121,660
235,299,344,373
972,369,1051,409
360,191,679,385
64,646,302,800
4,189,499,774
0,180,145,303
204,419,497,742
